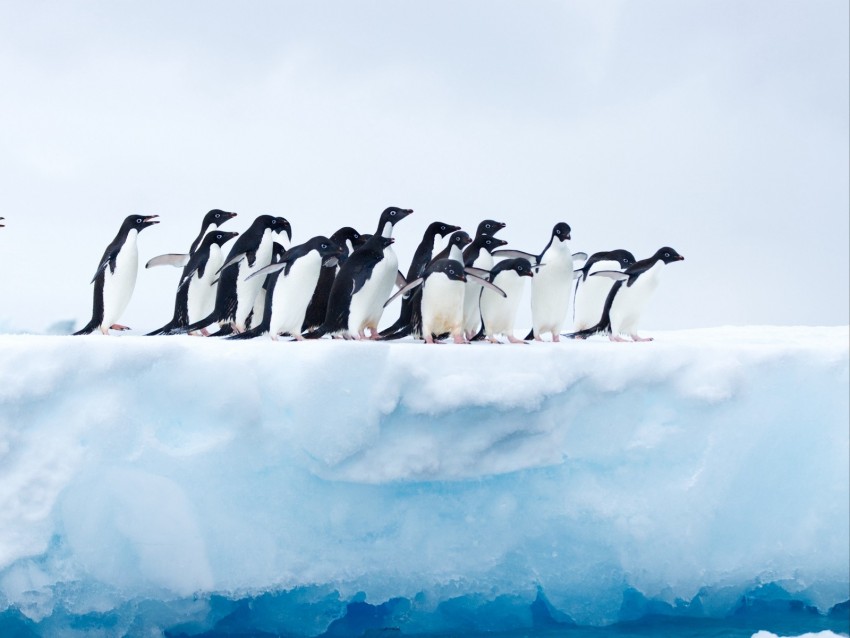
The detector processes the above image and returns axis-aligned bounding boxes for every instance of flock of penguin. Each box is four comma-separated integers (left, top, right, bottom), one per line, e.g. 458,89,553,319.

66,208,684,343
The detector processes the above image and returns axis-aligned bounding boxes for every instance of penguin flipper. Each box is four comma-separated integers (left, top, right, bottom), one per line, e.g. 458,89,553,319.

590,271,630,281
572,251,588,261
216,252,247,275
396,271,407,290
245,262,286,281
491,249,541,264
146,253,190,269
384,278,424,308
466,273,506,298
464,266,490,280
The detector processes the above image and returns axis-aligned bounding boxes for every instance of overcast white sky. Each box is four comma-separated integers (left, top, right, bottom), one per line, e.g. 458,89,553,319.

0,0,847,334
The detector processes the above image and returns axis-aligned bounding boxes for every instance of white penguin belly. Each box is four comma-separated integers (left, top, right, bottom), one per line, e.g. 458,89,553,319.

101,231,138,328
269,253,322,336
187,245,222,323
530,245,573,334
349,246,397,332
421,274,465,337
573,259,619,331
609,264,661,335
462,252,492,334
234,234,274,329
480,271,526,337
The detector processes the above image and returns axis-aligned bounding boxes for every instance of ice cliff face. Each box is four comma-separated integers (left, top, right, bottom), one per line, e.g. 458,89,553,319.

0,327,847,636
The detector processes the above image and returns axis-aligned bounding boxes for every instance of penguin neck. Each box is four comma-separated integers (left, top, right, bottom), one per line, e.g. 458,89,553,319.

449,244,464,262
379,220,395,239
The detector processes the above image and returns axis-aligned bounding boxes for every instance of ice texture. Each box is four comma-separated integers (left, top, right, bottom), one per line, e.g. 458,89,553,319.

0,326,847,636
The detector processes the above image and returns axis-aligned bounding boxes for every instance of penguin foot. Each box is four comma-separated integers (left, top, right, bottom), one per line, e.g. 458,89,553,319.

507,335,527,344
631,334,654,342
488,336,501,344
110,324,131,331
552,334,561,343
452,333,467,345
609,335,629,342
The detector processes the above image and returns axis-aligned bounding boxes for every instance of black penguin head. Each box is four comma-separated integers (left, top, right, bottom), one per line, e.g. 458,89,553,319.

202,230,239,248
204,209,237,227
552,222,572,242
380,207,414,227
655,246,685,264
332,226,361,244
448,231,472,249
0,217,4,228
609,249,636,268
311,236,344,258
481,236,508,252
507,258,534,278
123,215,159,232
426,221,461,238
255,215,292,241
477,219,506,237
430,259,467,282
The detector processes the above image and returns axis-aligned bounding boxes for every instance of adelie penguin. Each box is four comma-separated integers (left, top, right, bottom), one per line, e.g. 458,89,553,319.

348,206,413,339
378,221,460,338
566,246,684,342
304,234,396,339
384,258,505,344
480,258,534,344
230,236,344,340
527,222,584,342
74,214,160,335
145,209,237,268
302,227,367,332
146,230,239,336
461,220,507,340
180,214,292,335
572,249,636,333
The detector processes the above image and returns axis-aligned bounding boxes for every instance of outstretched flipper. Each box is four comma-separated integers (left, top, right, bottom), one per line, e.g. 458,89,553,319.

146,253,190,269
383,277,424,308
396,270,407,290
245,261,286,282
215,252,248,275
464,266,491,280
491,249,541,265
572,251,588,261
466,273,506,298
590,271,630,281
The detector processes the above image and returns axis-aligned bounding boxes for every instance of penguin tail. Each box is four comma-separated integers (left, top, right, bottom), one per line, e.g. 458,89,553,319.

378,302,413,337
227,326,265,340
524,328,534,341
469,326,487,342
72,318,100,335
302,325,328,340
563,323,606,340
180,312,219,335
146,320,181,336
380,325,413,341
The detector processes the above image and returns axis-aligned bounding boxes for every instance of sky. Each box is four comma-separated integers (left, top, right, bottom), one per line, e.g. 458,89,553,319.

0,0,847,334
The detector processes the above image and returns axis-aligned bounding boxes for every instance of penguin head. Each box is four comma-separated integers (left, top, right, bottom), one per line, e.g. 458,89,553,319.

380,207,414,227
552,222,572,242
481,236,508,252
377,236,395,249
609,249,636,268
477,219,506,237
447,230,472,249
503,258,534,278
431,259,467,282
655,247,685,264
0,217,4,227
270,217,292,241
205,209,237,227
203,230,239,248
332,226,362,244
427,221,461,238
124,215,159,232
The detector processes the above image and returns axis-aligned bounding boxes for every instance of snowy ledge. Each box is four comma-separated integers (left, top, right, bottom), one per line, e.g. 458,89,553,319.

0,326,847,635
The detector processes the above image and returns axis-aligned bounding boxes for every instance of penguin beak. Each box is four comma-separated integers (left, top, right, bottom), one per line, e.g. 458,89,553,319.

143,215,160,226
677,255,685,261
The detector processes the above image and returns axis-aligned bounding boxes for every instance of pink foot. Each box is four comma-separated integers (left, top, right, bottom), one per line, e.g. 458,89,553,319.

609,334,628,342
631,334,654,342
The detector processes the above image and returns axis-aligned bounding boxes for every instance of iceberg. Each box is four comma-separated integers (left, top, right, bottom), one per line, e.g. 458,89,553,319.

0,326,847,637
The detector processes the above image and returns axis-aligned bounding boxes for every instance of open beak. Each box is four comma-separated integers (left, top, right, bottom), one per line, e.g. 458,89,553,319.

143,215,160,224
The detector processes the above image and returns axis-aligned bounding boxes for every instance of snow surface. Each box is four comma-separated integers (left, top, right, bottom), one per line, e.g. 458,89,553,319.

0,326,847,635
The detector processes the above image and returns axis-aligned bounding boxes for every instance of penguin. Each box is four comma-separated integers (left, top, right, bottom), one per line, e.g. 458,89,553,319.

246,242,286,331
74,214,160,335
378,221,460,338
147,230,240,336
302,227,367,332
479,258,534,344
566,247,684,342
305,234,396,339
461,234,509,340
383,259,505,344
145,209,237,268
572,249,636,333
473,219,506,238
180,214,292,334
381,230,472,341
229,236,344,340
348,206,413,339
527,222,578,342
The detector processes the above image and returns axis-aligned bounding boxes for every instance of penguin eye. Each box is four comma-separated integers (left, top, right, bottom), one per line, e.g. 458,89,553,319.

136,218,142,224
664,252,670,258
556,229,561,235
354,234,359,239
485,223,491,229
390,211,397,216
215,213,220,218
321,243,327,249
217,233,222,239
